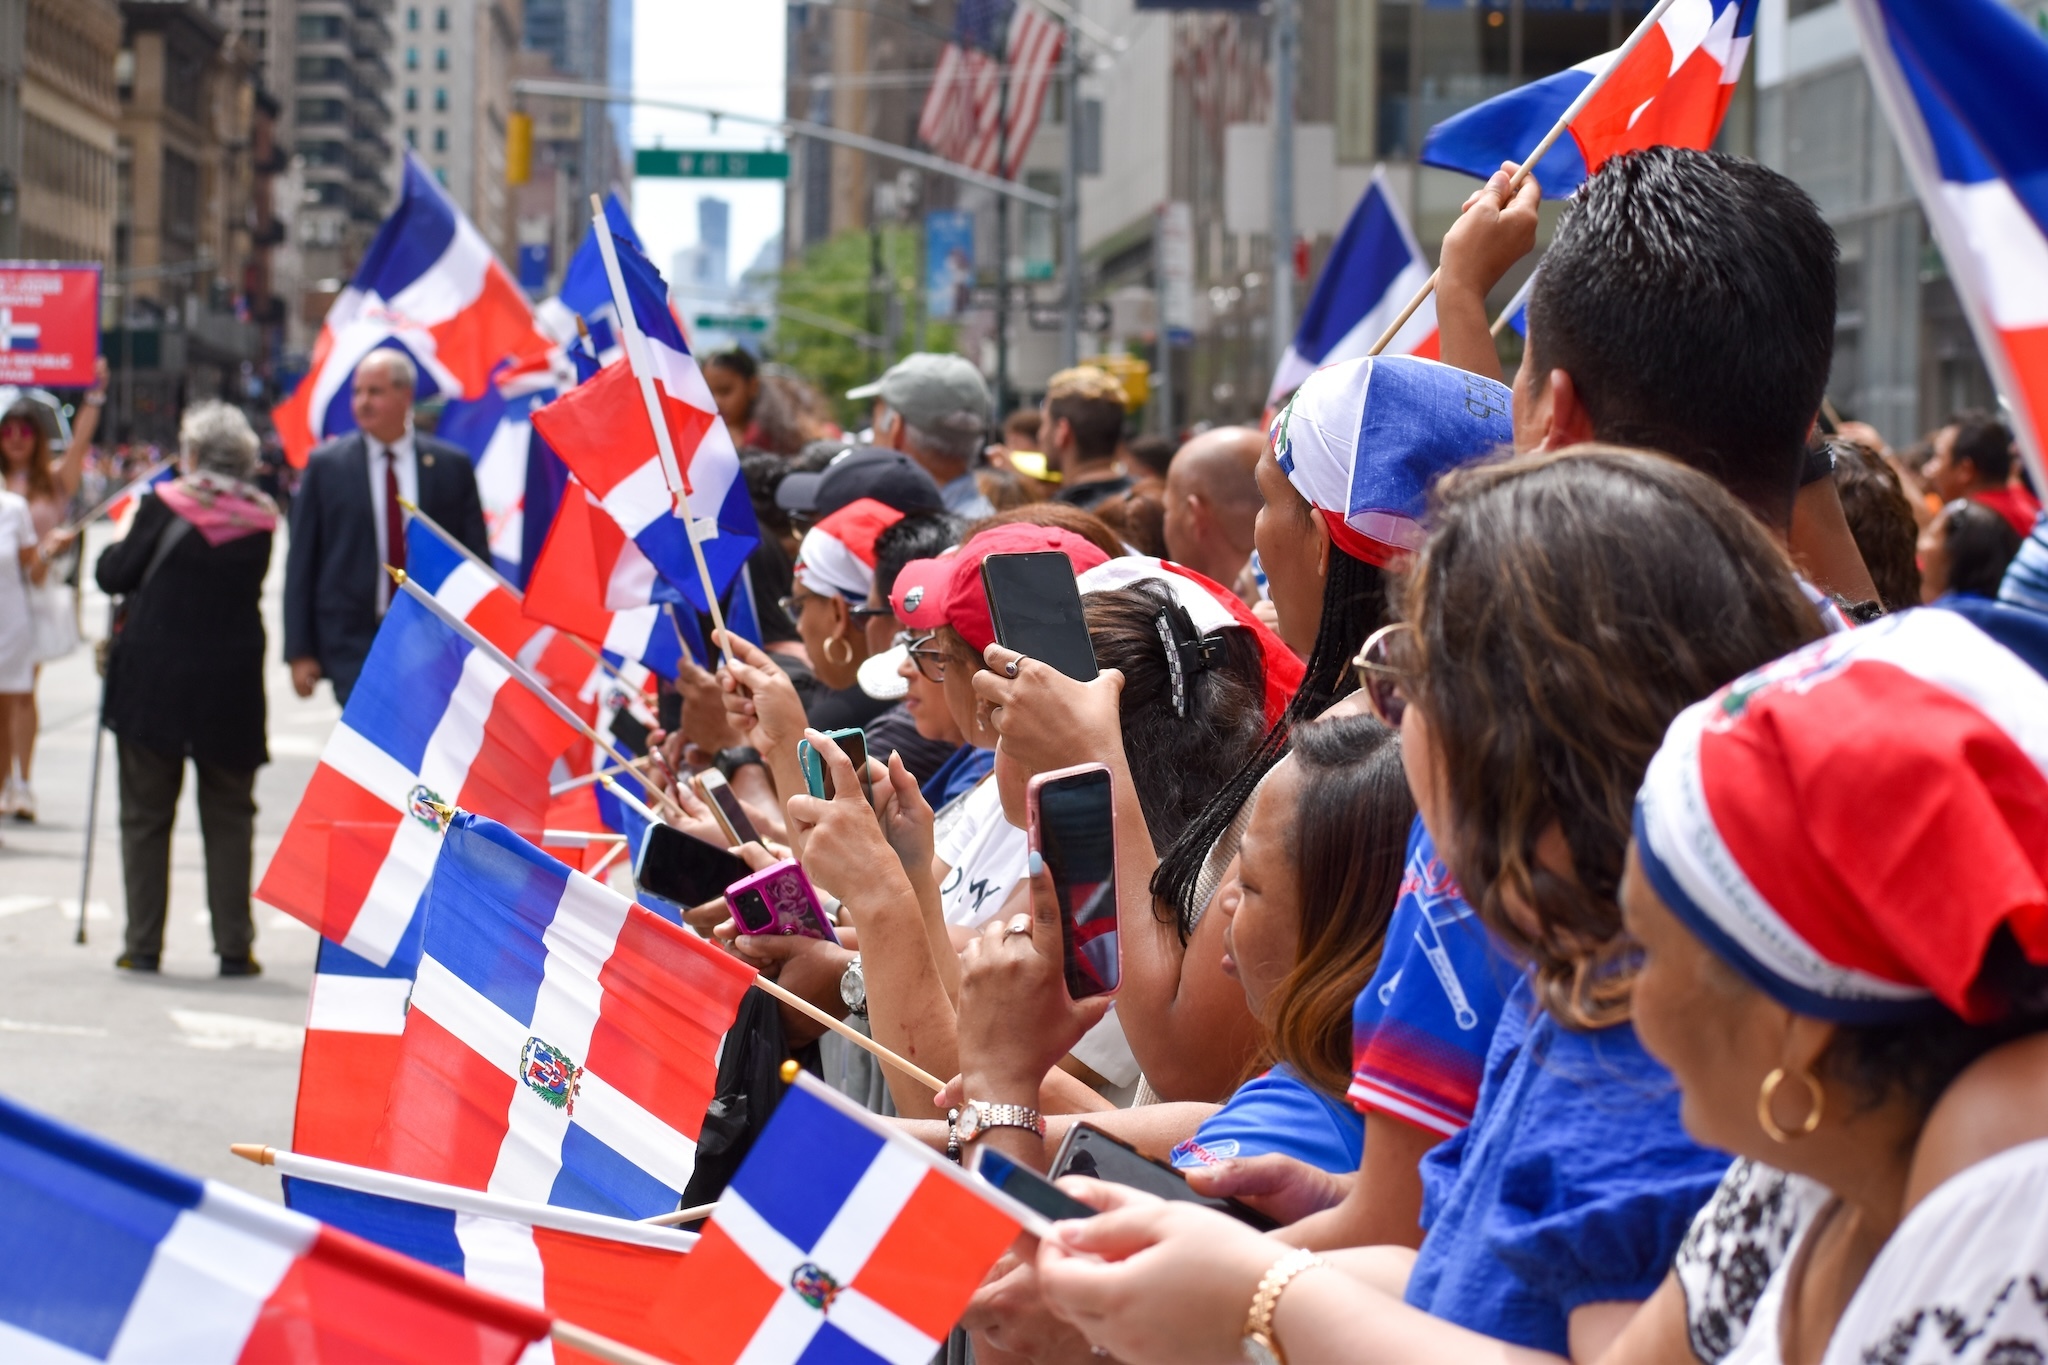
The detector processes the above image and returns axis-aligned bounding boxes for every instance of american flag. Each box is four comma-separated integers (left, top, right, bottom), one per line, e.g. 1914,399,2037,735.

917,2,1065,179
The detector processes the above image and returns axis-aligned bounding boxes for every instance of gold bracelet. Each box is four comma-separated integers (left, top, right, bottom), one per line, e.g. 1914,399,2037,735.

1239,1247,1328,1365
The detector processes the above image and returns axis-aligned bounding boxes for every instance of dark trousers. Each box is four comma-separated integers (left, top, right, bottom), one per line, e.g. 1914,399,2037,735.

117,738,257,960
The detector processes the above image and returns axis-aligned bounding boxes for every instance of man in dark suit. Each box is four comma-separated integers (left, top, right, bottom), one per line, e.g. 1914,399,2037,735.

283,348,490,703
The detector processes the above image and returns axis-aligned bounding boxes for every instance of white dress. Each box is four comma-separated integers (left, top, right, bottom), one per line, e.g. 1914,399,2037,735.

0,491,38,692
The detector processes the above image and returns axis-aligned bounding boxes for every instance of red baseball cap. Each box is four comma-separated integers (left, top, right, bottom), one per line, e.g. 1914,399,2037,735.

890,524,1112,653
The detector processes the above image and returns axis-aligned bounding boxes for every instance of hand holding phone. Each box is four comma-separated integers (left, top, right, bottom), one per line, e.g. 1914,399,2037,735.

798,727,874,807
971,1146,1097,1237
726,859,838,941
1048,1124,1277,1231
982,552,1098,682
1027,763,1121,1000
634,823,755,910
693,768,762,845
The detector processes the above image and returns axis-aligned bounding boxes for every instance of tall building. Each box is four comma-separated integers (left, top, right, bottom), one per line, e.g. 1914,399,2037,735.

288,0,398,346
3,0,122,264
513,0,622,296
697,195,728,288
391,0,521,259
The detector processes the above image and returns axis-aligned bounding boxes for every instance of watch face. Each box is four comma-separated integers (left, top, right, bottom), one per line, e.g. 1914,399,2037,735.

956,1103,983,1141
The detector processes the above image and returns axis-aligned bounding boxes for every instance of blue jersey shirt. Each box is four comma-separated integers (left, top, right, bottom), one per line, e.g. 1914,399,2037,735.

1170,1066,1364,1176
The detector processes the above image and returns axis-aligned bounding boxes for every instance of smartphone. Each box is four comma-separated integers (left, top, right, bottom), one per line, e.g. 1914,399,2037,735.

725,859,838,941
1048,1124,1278,1232
981,551,1098,682
693,769,762,846
633,823,754,909
608,708,651,758
797,727,872,805
971,1146,1097,1233
1027,763,1120,1000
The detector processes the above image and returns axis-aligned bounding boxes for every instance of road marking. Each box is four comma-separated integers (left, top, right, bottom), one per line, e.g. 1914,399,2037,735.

0,1017,109,1037
268,733,330,759
0,895,53,919
168,1009,304,1053
56,899,114,922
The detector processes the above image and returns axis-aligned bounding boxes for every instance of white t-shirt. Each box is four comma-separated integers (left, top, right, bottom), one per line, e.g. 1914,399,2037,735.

0,491,38,692
934,776,1029,929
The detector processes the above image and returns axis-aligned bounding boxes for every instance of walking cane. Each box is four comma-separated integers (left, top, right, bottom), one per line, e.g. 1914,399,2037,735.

75,596,115,946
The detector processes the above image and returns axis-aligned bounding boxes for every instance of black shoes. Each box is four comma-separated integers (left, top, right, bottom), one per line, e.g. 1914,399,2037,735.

218,955,262,978
115,953,160,973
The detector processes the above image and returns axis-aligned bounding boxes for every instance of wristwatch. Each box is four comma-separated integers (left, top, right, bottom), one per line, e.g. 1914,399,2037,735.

839,953,867,1017
1240,1248,1329,1365
952,1099,1044,1146
713,746,763,781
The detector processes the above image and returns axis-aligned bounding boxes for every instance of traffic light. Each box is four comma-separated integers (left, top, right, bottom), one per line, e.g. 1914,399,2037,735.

506,111,532,186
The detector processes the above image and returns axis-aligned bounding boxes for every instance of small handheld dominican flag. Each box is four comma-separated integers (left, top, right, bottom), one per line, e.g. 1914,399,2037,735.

672,1073,1032,1365
373,814,757,1220
0,1093,551,1364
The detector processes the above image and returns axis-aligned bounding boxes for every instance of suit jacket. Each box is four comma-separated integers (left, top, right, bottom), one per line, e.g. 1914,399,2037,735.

282,430,488,697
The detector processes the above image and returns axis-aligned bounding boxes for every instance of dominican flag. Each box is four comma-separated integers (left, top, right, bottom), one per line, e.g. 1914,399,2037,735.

372,815,756,1220
272,153,553,467
279,1151,696,1364
523,476,692,678
103,464,176,538
1269,168,1439,405
1421,0,1757,198
529,232,758,619
535,192,648,366
674,1073,1030,1365
437,361,564,582
1848,0,2048,481
255,585,582,967
0,1094,550,1365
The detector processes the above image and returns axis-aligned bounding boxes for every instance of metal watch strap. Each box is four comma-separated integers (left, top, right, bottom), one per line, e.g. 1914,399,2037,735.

958,1099,1045,1142
1242,1248,1327,1365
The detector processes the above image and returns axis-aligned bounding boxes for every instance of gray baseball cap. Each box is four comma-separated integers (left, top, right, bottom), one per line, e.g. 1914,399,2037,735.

846,353,990,437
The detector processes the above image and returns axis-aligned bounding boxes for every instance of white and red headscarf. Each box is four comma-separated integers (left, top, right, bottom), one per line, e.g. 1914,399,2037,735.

1634,609,2048,1025
1076,556,1306,728
794,497,903,602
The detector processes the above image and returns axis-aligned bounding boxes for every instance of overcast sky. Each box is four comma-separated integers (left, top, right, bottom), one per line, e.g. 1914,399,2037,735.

629,2,789,303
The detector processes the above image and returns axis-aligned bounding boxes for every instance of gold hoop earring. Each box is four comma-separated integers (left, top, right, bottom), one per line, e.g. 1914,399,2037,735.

1757,1066,1825,1143
823,635,854,667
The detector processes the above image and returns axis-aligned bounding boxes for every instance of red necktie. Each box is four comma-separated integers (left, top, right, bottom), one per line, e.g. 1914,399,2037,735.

384,448,406,574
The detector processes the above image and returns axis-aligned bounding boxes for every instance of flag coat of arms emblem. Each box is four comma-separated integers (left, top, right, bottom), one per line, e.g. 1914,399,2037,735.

673,1076,1027,1365
374,815,756,1220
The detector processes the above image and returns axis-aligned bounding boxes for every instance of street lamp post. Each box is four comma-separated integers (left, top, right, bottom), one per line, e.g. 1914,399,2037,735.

1270,0,1297,374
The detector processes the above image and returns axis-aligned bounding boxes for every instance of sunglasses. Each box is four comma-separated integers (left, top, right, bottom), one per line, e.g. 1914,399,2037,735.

778,590,892,622
1353,623,1415,728
901,631,948,684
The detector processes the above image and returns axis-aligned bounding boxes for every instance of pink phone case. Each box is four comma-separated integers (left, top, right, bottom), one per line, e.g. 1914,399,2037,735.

724,859,838,942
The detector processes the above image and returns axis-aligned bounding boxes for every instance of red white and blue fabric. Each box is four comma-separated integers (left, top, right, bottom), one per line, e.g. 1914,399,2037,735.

282,1156,695,1365
1269,355,1514,566
1635,609,2048,1026
1076,555,1306,728
102,464,175,537
437,360,565,582
1421,0,1756,199
1847,0,2048,483
0,1093,549,1364
674,1074,1026,1365
1269,168,1440,405
522,477,690,678
917,5,1065,180
534,192,646,369
272,153,551,467
256,580,582,966
373,815,756,1219
528,232,758,618
795,498,906,602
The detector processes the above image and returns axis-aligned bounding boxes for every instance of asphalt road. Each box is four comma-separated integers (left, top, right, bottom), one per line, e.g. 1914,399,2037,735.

1,519,331,1200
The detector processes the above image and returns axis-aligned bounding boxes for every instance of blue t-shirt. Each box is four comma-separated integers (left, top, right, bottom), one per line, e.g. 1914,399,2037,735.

921,744,995,810
1404,974,1731,1355
1349,819,1516,1136
1169,1065,1364,1175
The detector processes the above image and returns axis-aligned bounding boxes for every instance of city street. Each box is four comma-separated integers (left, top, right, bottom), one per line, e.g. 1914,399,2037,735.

0,522,326,1201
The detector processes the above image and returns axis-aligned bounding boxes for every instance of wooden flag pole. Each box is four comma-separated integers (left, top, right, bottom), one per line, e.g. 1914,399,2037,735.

389,569,693,825
637,1202,718,1227
548,1321,674,1365
550,758,656,796
586,193,734,672
55,462,174,537
1364,0,1684,358
542,830,627,845
750,973,947,1096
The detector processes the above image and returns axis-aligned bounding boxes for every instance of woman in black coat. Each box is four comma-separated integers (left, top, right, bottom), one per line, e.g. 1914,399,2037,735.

96,401,276,975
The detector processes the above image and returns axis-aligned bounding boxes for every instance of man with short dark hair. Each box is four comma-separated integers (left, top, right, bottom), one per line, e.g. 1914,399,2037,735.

1041,365,1133,510
1439,147,1879,604
1925,410,2040,537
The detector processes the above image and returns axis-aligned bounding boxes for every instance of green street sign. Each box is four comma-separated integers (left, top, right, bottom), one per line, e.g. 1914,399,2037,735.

635,149,790,179
694,314,769,332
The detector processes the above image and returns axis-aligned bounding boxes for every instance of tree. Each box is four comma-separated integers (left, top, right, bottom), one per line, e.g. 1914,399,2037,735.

768,226,956,428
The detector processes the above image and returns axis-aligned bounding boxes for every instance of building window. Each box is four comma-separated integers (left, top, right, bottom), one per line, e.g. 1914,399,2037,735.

435,47,448,71
401,87,416,111
433,127,447,151
435,6,448,30
407,6,419,29
162,149,200,245
433,165,447,185
434,87,448,111
405,46,419,70
406,127,418,147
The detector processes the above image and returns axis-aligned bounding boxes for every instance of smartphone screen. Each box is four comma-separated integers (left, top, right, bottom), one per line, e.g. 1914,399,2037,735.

972,1147,1097,1229
694,770,761,845
1033,766,1120,999
633,824,754,908
981,552,1099,682
608,708,651,758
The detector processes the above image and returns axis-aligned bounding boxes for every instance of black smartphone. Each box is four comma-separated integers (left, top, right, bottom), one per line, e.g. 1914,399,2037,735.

609,708,651,759
633,823,754,908
972,1146,1098,1231
981,551,1099,682
1048,1124,1278,1232
657,681,682,734
1028,763,1120,1000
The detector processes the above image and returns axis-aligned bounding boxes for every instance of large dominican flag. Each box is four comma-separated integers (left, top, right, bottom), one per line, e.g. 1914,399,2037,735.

675,1074,1028,1365
1270,167,1439,405
0,1094,551,1364
1421,0,1757,198
1848,0,2048,483
373,815,756,1220
523,476,691,678
273,153,553,466
436,361,565,582
528,232,758,618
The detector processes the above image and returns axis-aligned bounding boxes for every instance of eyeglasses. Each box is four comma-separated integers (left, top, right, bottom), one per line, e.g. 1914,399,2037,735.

780,590,891,622
1353,623,1415,728
902,631,947,683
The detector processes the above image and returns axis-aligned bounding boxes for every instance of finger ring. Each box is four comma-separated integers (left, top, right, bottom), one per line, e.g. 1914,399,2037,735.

1006,916,1032,937
1003,658,1020,678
